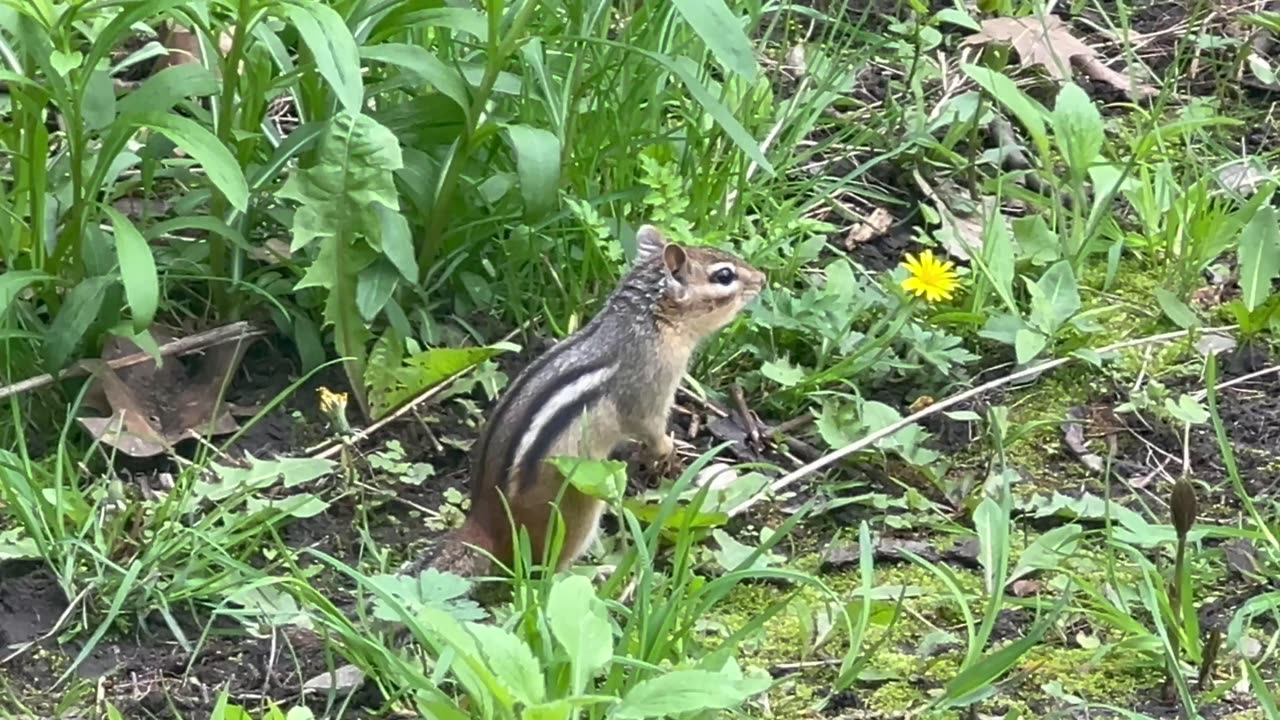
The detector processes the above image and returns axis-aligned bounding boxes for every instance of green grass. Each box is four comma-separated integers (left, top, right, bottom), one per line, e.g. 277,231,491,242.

1,0,1280,718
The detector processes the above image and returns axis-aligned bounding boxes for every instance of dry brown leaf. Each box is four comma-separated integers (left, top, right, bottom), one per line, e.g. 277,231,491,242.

963,16,1092,80
1062,407,1104,473
842,207,893,250
78,328,253,458
1011,579,1042,597
153,22,236,73
964,16,1155,97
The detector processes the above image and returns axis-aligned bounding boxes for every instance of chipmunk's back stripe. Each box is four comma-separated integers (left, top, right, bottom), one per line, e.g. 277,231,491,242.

508,362,616,493
474,318,608,483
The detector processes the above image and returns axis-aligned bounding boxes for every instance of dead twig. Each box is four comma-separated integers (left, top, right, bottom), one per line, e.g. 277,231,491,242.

729,384,761,450
728,326,1237,518
1190,362,1280,401
0,321,266,402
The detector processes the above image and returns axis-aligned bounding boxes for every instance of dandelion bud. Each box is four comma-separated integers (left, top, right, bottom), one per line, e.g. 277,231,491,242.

1170,478,1198,539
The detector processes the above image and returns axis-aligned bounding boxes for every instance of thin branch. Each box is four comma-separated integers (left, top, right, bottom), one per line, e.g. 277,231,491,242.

727,326,1236,518
0,321,267,402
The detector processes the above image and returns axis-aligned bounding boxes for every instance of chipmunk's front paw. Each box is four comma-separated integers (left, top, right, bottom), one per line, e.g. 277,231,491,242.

646,434,686,477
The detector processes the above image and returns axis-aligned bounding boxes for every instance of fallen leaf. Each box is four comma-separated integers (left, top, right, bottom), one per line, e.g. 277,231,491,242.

1195,332,1238,358
1062,406,1104,473
153,22,236,72
77,327,257,458
304,663,366,694
842,207,893,249
1011,579,1041,597
1223,539,1261,579
964,15,1155,97
694,463,739,491
1215,161,1274,196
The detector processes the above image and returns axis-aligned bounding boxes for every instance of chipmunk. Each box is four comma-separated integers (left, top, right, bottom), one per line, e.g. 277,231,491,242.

417,224,765,578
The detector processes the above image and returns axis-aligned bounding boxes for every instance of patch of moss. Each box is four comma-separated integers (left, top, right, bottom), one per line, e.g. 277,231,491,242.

866,680,932,715
1015,645,1161,702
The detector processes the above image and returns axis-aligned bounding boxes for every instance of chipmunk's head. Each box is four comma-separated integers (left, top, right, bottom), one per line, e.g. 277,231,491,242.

635,224,766,337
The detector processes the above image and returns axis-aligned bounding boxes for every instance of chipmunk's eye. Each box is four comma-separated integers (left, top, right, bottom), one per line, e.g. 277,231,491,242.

711,267,737,286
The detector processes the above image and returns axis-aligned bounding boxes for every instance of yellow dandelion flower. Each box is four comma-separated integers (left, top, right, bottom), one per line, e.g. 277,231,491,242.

318,386,351,433
900,249,960,303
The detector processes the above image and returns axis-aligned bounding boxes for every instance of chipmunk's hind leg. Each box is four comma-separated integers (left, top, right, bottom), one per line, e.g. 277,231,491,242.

507,463,604,572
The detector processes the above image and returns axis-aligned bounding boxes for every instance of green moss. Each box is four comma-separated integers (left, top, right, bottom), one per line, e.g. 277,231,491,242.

1016,645,1160,702
867,681,931,714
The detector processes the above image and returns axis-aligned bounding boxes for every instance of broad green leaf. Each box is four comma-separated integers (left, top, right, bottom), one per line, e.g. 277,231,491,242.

983,208,1016,308
117,64,220,116
414,607,503,714
978,312,1025,346
1008,524,1081,585
0,270,53,315
522,701,572,720
370,345,511,415
711,529,781,571
760,358,805,387
246,493,330,518
973,495,1008,594
361,44,470,117
1011,215,1061,265
961,64,1049,160
126,112,249,211
466,623,545,706
356,258,399,322
504,124,562,220
1237,206,1280,312
548,456,626,502
1014,328,1047,364
44,275,115,371
50,49,82,76
1028,261,1081,332
1154,288,1200,329
1050,83,1104,180
196,457,337,502
278,111,402,253
83,70,117,131
671,0,757,79
1164,395,1209,425
366,569,486,625
613,669,772,718
281,0,364,112
104,208,159,332
547,575,613,692
409,7,487,37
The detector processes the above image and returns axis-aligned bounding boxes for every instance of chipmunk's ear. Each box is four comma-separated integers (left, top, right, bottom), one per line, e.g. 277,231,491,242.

636,224,666,261
662,243,688,285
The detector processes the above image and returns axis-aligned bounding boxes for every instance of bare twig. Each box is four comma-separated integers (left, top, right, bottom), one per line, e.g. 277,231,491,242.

729,384,761,449
307,369,474,461
1190,363,1280,401
727,326,1236,518
0,321,266,402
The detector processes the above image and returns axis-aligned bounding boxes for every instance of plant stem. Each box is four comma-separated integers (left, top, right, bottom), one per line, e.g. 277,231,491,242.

415,0,541,278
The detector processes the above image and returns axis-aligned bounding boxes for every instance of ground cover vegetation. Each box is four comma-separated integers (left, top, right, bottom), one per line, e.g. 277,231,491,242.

0,0,1278,717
